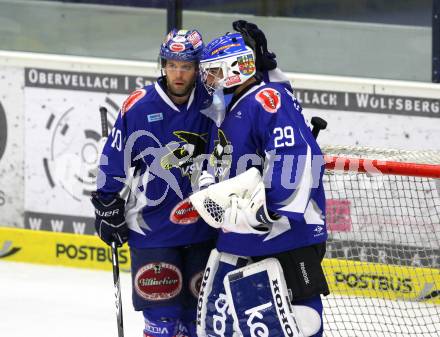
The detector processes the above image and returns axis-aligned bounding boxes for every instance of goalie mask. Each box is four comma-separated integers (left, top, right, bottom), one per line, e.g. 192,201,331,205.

199,33,257,95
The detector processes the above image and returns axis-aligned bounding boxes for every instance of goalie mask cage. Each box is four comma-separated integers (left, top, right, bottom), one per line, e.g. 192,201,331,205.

321,145,440,337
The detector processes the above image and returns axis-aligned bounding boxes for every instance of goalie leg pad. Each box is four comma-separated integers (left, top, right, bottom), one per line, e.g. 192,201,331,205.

292,296,323,337
224,258,305,337
197,248,250,337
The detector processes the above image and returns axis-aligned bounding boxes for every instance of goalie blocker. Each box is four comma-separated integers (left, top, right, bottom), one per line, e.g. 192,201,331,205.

198,248,328,337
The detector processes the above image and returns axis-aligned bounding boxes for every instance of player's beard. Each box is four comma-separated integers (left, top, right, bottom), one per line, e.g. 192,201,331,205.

167,78,195,98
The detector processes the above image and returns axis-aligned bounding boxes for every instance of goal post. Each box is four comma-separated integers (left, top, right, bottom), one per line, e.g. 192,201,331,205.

321,145,440,336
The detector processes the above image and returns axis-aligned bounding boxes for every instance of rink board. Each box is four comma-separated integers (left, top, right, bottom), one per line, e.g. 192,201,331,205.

0,227,131,271
1,227,438,305
323,258,440,305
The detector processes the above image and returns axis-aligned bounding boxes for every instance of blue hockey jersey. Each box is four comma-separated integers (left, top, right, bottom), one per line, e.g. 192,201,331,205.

209,81,328,256
97,78,217,248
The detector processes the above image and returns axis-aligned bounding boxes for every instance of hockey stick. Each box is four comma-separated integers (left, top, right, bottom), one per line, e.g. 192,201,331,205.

99,106,125,337
310,116,327,139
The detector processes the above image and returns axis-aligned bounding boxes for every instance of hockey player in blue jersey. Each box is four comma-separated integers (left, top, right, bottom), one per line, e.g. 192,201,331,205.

91,29,217,337
191,30,330,337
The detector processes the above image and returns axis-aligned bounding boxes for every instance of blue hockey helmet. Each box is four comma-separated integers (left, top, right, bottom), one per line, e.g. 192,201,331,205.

160,29,204,64
199,32,256,94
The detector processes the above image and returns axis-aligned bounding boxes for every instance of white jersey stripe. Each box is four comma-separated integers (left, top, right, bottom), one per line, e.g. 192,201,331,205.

278,143,312,213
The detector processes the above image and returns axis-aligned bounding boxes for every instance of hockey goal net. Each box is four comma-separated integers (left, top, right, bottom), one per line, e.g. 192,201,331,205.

321,145,440,337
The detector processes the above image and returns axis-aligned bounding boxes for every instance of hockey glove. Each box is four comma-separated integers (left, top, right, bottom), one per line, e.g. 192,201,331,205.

222,184,276,234
232,20,277,71
91,192,128,247
190,168,276,234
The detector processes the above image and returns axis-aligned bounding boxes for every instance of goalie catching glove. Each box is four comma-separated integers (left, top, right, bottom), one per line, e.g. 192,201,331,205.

91,192,128,246
190,168,277,234
232,20,277,71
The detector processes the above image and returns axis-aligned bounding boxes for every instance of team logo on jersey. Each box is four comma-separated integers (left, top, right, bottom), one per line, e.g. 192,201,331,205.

134,262,182,301
121,89,146,116
161,131,208,178
210,129,233,179
170,198,200,225
237,54,256,75
255,88,281,113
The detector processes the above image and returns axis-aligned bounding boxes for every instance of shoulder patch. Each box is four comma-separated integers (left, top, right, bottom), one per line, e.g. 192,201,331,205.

255,88,281,113
121,89,146,116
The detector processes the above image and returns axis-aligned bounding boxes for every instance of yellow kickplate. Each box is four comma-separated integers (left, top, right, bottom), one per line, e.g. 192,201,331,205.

0,227,130,271
323,258,440,305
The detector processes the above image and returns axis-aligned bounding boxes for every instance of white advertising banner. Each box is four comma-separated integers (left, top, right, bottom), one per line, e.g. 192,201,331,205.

295,87,440,150
0,66,24,228
23,67,156,234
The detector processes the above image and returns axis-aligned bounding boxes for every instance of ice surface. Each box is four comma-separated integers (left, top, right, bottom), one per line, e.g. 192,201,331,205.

0,261,143,337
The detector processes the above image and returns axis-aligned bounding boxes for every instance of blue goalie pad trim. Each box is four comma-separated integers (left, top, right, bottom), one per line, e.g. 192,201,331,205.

224,258,304,337
197,249,249,337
